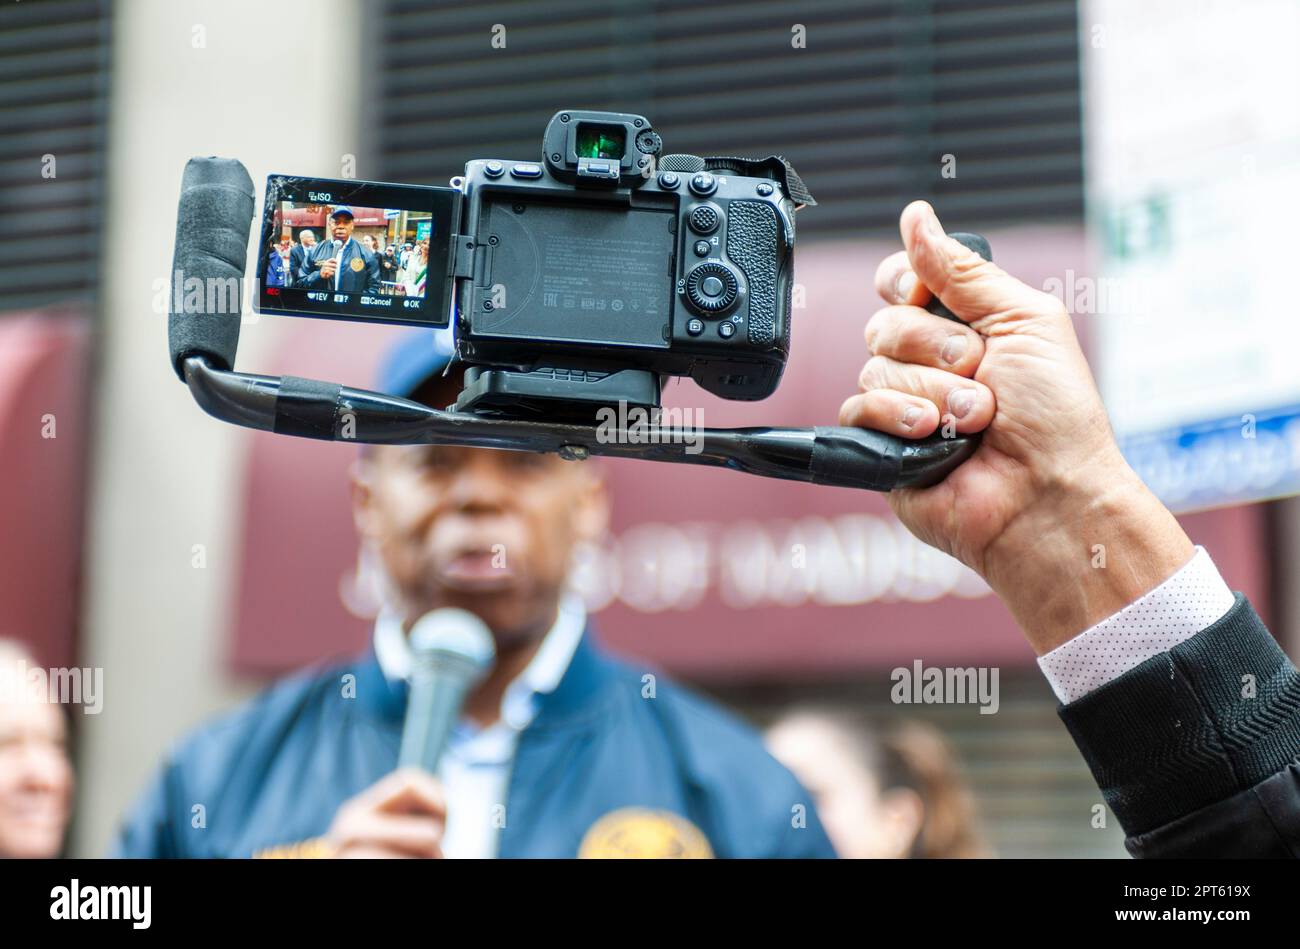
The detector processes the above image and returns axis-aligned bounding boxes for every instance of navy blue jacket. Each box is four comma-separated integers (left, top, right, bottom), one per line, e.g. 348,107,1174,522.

299,238,379,294
114,634,836,859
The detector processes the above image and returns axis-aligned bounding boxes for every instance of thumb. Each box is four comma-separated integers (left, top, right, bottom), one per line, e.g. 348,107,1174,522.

900,200,1066,334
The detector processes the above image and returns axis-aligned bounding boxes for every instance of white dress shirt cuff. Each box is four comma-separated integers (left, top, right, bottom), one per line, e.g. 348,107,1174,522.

1037,546,1235,704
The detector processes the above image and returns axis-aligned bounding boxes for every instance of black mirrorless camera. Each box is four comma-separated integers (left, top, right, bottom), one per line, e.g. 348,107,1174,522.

173,108,985,492
255,110,812,417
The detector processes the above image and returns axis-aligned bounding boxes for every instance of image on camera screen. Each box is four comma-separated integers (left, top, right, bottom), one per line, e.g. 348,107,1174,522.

265,202,432,297
255,175,458,327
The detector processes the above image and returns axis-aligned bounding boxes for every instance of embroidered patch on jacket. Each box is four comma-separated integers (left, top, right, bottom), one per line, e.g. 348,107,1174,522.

578,807,714,859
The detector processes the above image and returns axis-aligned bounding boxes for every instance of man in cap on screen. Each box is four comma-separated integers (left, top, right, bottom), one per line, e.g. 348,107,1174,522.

299,206,380,295
113,333,835,859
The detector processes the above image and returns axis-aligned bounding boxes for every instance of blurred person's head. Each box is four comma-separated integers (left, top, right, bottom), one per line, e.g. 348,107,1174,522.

0,640,73,858
765,709,987,859
365,234,380,253
300,229,316,248
350,359,609,654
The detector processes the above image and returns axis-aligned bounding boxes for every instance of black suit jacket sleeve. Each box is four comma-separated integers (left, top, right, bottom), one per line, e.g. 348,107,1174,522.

1058,593,1300,857
365,253,380,294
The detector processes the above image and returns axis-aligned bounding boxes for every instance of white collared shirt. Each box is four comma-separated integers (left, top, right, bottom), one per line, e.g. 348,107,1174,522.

373,595,587,858
332,238,354,291
1038,546,1236,703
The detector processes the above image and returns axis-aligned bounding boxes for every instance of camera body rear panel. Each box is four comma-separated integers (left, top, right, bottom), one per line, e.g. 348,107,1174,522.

455,152,796,400
254,110,799,403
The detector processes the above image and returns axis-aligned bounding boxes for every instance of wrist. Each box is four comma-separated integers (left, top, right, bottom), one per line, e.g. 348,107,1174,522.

984,459,1193,654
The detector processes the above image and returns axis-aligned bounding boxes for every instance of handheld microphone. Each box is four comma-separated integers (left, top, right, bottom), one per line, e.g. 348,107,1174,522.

397,609,496,774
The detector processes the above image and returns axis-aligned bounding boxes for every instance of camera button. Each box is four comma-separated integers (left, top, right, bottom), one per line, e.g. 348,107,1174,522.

686,318,705,336
485,161,506,178
701,276,724,297
694,240,711,257
689,172,717,196
510,163,543,178
756,182,774,196
718,321,736,339
658,171,681,189
688,205,720,235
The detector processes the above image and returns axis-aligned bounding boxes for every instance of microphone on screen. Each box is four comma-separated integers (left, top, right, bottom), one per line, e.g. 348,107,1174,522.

397,608,496,774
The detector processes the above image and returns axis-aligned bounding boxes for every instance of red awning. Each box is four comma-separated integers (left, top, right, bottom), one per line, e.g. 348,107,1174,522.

0,312,90,669
279,205,390,228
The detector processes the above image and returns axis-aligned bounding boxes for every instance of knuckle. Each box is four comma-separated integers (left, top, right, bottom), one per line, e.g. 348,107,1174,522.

858,354,891,390
863,309,894,353
944,252,991,295
1038,290,1070,321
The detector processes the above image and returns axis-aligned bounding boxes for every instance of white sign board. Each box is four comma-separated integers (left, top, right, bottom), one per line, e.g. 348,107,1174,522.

1083,0,1300,510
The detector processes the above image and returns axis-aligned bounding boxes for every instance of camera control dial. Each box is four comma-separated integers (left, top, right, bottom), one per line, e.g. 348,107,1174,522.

684,262,740,315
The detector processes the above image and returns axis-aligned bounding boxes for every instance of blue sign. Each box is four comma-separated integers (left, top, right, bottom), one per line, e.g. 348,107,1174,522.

1119,403,1300,511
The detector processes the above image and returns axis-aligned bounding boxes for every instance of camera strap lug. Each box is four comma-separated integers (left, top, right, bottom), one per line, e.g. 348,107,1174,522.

702,155,816,208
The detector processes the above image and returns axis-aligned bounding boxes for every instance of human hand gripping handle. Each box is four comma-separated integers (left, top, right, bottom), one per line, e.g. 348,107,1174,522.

842,201,1194,652
805,233,990,491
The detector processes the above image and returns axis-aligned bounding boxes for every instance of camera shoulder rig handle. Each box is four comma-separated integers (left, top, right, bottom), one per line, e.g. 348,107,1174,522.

168,156,980,492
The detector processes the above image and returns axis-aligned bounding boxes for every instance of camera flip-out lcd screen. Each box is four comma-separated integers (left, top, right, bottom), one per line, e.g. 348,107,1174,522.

255,175,458,327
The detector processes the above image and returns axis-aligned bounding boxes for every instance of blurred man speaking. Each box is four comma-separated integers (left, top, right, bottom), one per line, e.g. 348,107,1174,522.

115,337,831,859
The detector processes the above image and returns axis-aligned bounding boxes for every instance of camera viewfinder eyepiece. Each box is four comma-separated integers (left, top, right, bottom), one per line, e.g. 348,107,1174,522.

542,110,658,186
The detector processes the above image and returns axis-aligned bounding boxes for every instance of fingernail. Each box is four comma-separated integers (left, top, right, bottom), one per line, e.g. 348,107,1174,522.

895,270,917,301
901,405,922,429
948,388,976,419
940,335,967,365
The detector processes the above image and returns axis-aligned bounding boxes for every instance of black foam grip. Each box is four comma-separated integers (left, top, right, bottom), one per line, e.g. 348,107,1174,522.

274,376,344,440
167,157,256,380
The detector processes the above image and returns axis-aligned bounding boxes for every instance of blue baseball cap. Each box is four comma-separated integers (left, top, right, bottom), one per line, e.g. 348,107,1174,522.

330,205,355,220
375,329,455,398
